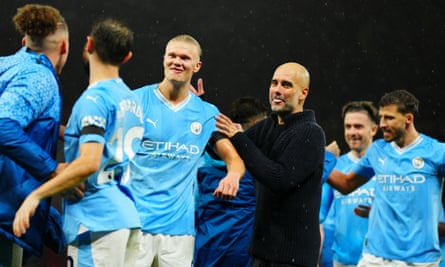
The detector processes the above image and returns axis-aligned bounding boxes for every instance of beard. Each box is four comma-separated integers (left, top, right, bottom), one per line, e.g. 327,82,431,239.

272,103,294,118
383,128,404,143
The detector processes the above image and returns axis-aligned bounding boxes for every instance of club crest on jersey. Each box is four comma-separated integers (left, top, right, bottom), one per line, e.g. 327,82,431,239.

412,157,424,169
190,122,202,135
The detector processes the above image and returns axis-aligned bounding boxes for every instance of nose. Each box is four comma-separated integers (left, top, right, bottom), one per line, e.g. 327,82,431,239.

349,127,358,135
171,56,181,65
270,85,281,96
379,118,386,128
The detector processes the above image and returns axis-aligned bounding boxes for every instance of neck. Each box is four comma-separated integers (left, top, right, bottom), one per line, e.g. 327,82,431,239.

351,145,371,159
277,107,303,125
40,48,61,74
158,79,190,104
397,127,419,148
89,59,120,85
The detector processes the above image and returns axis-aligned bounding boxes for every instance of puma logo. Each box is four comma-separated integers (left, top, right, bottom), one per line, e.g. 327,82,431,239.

86,95,99,103
146,118,158,128
378,158,385,165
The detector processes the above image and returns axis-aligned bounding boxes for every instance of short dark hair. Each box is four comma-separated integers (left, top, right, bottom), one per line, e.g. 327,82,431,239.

228,97,268,124
90,18,133,65
341,101,378,124
378,89,419,115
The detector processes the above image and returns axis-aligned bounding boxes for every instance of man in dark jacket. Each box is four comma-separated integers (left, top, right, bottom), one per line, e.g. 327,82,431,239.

216,62,326,267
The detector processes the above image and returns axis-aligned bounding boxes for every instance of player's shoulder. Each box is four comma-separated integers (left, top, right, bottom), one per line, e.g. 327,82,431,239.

190,94,219,114
133,83,157,95
419,133,442,144
76,84,112,108
371,138,387,148
338,152,353,163
418,134,445,153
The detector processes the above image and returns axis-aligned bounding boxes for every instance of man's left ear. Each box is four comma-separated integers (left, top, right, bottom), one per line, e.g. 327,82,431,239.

60,39,68,55
193,61,202,73
121,51,133,64
299,88,309,99
406,113,414,124
85,36,95,54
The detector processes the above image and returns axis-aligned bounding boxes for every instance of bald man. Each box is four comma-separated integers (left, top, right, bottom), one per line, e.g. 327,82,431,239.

216,62,326,267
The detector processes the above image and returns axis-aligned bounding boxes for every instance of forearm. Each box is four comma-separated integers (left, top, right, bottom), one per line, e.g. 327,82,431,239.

29,142,102,201
215,138,245,179
327,170,366,194
30,157,95,201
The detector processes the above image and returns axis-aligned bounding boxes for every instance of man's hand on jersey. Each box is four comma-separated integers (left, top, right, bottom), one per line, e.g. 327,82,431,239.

189,78,205,96
13,194,40,237
62,183,86,203
354,204,371,218
215,114,243,138
213,173,240,200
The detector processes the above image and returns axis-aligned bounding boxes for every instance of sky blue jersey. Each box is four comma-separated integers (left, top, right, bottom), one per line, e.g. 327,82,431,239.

129,84,219,235
440,206,445,267
63,78,143,243
352,135,445,262
330,152,375,264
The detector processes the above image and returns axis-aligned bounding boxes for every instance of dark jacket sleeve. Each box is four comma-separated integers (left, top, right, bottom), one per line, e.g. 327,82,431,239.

230,123,325,193
0,118,57,179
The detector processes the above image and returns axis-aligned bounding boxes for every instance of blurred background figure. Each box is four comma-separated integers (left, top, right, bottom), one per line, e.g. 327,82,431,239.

194,97,267,267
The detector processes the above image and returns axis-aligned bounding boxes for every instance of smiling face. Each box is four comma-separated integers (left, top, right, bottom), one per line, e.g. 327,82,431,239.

269,63,309,121
163,40,201,87
344,111,377,156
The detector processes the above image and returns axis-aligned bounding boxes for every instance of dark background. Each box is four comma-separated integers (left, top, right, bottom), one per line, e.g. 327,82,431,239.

1,0,444,151
0,1,444,265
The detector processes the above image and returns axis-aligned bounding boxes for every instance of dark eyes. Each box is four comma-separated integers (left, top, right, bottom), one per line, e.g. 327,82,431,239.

270,80,293,88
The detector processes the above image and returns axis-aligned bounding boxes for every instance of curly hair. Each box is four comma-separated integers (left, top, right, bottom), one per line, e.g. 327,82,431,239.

13,4,65,37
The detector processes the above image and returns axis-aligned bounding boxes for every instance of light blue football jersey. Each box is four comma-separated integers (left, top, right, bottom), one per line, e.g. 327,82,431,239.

63,78,144,243
320,182,335,267
352,135,445,262
440,206,445,267
331,152,375,265
129,84,219,235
